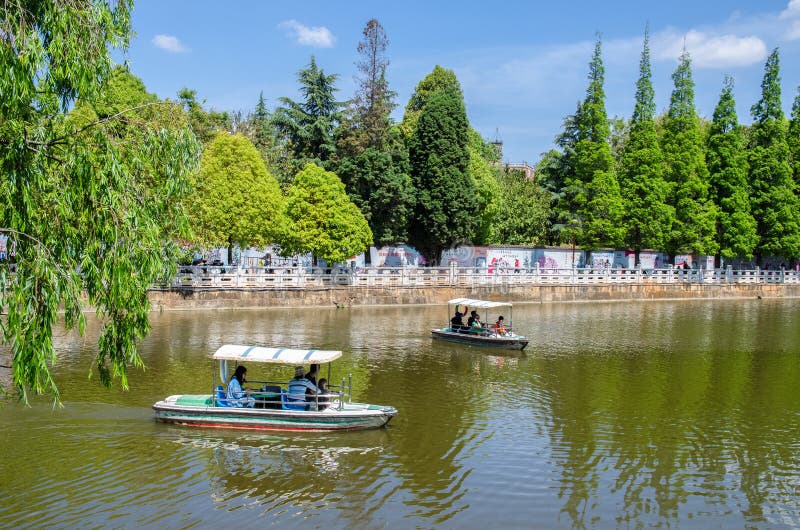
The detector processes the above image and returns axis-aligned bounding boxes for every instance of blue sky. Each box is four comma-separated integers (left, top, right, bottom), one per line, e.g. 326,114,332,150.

124,0,800,164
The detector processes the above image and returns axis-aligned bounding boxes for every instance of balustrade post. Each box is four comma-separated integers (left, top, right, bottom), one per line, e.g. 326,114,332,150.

636,265,642,282
726,265,733,284
450,261,457,286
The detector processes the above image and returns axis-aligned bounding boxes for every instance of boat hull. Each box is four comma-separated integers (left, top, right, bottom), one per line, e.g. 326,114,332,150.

431,328,529,350
153,395,397,432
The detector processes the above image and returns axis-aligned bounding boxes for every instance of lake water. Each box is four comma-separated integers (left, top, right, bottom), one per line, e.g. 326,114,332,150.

1,299,799,529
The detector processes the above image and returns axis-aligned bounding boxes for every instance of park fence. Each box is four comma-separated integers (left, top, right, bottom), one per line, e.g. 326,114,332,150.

170,264,800,289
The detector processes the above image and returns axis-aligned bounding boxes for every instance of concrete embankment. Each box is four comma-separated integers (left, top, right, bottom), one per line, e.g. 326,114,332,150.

148,283,800,310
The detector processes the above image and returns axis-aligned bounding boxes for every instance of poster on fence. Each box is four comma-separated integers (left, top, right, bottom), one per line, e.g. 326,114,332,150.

370,245,425,267
589,250,614,268
440,246,489,267
638,251,669,269
674,254,692,268
486,248,535,273
535,248,584,270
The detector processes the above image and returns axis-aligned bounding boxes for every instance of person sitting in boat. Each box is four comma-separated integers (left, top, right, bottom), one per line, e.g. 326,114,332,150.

494,316,508,336
288,365,318,409
227,365,255,408
305,363,319,386
468,311,484,334
451,305,467,332
317,378,330,410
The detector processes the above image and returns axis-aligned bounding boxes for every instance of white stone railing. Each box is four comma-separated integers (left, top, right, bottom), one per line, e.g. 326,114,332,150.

169,265,800,288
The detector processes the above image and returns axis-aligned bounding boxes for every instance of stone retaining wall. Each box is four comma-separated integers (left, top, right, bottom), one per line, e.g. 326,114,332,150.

148,283,800,310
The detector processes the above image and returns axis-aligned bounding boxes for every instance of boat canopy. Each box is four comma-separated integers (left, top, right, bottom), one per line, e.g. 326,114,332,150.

212,345,342,364
448,297,512,309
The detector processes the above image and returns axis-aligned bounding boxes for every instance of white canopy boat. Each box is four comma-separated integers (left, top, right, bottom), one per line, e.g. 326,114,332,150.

153,345,397,432
431,297,529,351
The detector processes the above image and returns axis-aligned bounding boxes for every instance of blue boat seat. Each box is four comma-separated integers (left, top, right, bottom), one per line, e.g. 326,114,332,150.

215,385,230,407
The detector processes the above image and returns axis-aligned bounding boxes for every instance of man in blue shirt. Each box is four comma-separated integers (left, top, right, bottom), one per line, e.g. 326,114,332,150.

288,365,318,409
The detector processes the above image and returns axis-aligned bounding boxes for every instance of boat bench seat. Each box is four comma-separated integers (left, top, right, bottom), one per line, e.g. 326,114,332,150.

215,385,231,407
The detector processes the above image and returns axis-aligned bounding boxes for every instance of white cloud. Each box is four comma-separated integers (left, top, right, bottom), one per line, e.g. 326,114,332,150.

278,20,335,48
787,20,800,40
781,0,800,40
151,34,188,53
653,30,767,68
779,0,800,19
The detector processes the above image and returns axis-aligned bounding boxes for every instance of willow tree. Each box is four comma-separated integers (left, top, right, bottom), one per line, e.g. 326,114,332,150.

189,134,284,262
0,1,201,402
706,77,757,261
748,49,800,261
662,50,718,257
280,163,373,264
619,27,673,263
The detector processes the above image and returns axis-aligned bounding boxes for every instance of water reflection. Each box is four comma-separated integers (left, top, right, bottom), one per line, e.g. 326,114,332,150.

2,300,800,528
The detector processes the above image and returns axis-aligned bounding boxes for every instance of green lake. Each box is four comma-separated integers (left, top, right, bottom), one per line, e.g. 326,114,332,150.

1,299,799,528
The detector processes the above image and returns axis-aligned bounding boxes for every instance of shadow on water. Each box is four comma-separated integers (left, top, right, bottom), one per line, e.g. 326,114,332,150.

1,300,800,528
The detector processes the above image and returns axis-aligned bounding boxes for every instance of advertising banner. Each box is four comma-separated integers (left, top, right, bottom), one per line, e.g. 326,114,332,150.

440,246,489,268
370,245,425,267
486,248,535,273
589,250,614,268
535,248,584,270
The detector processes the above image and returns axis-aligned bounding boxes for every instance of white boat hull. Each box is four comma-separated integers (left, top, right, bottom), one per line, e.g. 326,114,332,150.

153,395,397,432
431,328,529,350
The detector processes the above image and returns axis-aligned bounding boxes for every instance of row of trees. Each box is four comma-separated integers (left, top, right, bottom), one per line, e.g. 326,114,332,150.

538,30,800,265
4,3,800,402
181,20,549,265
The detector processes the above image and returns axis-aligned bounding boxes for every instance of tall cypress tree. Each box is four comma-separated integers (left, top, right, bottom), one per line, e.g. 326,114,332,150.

408,89,477,262
572,37,624,249
662,50,718,257
789,86,800,184
706,77,757,262
619,27,673,263
748,49,800,262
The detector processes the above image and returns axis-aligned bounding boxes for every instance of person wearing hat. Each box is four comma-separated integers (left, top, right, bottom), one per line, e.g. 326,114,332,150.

287,365,318,409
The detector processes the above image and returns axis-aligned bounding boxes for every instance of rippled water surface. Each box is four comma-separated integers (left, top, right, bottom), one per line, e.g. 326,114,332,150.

2,299,800,529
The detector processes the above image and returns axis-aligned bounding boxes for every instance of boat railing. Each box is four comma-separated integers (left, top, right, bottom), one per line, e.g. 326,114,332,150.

447,326,516,337
239,380,349,411
171,264,800,288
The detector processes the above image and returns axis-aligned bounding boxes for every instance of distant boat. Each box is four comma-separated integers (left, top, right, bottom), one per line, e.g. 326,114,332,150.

431,297,529,351
153,345,397,432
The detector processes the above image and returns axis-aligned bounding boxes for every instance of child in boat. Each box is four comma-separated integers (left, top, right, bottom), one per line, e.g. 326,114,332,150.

495,316,508,336
317,378,330,410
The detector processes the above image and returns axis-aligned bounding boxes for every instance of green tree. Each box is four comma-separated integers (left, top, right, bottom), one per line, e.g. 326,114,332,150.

619,28,673,262
491,168,551,245
399,65,462,141
280,163,373,264
706,77,757,261
408,89,477,262
177,87,231,144
467,130,503,244
352,18,396,150
537,104,583,245
0,1,200,402
748,49,800,261
789,86,800,184
273,56,343,167
662,50,718,256
189,134,284,263
572,37,624,249
335,136,414,245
